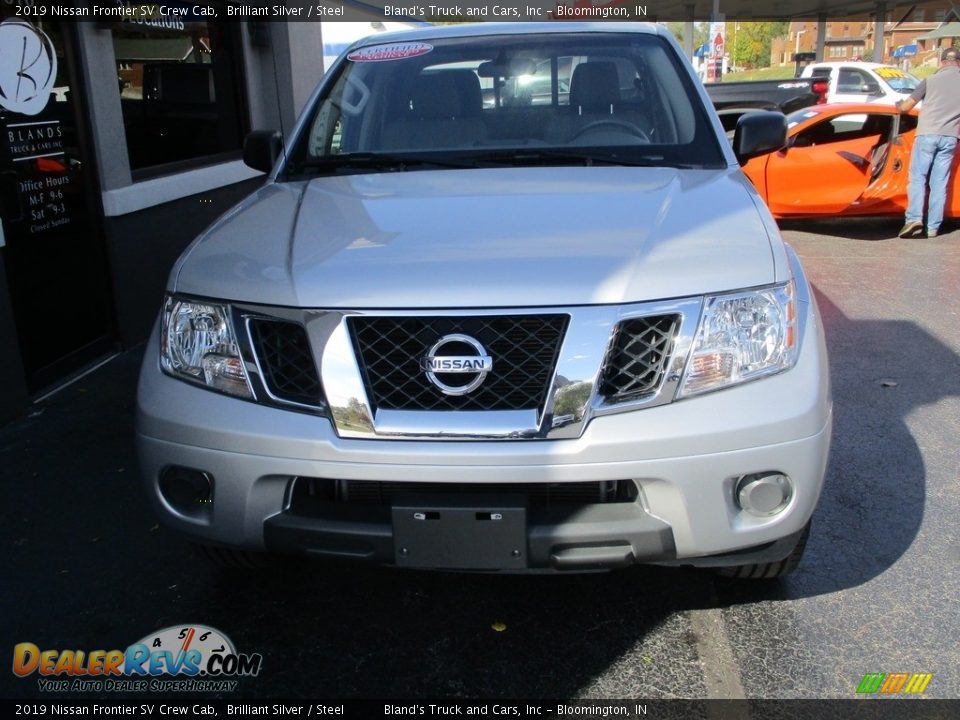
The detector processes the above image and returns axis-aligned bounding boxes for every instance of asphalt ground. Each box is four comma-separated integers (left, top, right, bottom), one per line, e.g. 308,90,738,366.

1,219,958,703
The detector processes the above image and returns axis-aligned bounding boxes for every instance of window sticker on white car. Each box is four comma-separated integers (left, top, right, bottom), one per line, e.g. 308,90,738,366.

347,43,433,63
874,67,909,79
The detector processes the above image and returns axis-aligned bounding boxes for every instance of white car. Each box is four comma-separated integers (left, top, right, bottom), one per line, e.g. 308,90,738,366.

137,23,831,578
800,61,919,105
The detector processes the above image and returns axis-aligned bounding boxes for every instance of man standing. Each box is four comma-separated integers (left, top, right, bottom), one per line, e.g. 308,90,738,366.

896,47,960,238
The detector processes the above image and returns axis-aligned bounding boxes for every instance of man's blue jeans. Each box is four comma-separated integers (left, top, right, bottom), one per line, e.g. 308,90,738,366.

906,133,957,233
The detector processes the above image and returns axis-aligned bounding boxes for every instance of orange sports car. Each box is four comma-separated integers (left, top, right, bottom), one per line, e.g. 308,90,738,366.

741,103,960,219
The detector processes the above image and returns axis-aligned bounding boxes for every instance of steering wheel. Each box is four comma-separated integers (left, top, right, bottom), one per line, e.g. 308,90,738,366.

570,119,651,143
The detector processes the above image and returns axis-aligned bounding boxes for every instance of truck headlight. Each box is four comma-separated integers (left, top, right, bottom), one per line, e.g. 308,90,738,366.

160,296,253,399
678,280,797,397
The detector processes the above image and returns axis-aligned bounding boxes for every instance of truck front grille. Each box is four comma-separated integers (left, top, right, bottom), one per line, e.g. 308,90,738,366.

599,314,679,402
248,319,323,406
349,315,568,412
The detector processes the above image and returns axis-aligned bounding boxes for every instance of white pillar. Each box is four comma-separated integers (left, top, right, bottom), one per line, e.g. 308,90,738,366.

74,24,132,190
261,23,325,141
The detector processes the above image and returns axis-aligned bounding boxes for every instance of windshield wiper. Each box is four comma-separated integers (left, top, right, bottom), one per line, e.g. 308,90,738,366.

290,152,479,175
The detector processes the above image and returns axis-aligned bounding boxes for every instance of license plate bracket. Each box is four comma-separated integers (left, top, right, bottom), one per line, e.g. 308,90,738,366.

392,495,527,570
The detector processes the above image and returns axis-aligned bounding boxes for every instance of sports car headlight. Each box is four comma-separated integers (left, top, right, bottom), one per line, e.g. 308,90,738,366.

160,296,253,399
678,280,798,398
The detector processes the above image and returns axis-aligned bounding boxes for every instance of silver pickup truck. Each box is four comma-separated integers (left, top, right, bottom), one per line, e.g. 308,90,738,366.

137,22,832,578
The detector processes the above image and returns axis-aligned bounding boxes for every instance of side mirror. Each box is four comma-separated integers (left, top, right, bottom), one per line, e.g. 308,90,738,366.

243,130,283,174
734,111,787,164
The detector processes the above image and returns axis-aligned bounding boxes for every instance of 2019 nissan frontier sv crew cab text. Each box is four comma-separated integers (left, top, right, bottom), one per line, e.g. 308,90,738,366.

137,23,832,578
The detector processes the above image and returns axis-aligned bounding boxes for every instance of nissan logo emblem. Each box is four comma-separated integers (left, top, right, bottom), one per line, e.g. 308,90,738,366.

421,334,493,396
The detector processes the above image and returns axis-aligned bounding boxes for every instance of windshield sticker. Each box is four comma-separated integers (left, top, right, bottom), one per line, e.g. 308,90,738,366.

875,67,908,79
348,43,433,63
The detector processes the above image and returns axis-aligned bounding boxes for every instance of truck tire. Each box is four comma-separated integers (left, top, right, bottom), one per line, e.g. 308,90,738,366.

715,521,811,579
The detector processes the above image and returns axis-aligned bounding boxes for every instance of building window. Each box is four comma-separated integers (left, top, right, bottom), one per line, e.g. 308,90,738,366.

829,46,845,58
112,20,247,175
913,10,924,22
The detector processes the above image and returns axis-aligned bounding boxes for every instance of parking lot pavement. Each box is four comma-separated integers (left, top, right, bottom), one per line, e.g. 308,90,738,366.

715,220,960,698
1,220,958,701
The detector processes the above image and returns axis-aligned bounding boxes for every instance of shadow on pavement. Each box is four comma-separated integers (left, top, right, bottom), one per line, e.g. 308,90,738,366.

778,218,902,241
778,217,957,241
716,288,958,606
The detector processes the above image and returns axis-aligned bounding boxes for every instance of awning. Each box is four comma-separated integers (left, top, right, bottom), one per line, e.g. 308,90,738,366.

916,22,960,40
893,44,918,57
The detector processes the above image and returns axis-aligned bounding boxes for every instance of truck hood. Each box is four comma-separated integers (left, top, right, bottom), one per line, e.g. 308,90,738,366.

173,167,777,308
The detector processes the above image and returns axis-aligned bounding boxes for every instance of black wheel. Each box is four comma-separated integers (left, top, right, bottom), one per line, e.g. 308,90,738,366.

190,542,279,569
715,521,811,580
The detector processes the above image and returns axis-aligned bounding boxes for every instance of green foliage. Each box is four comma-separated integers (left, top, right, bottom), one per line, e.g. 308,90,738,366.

665,21,710,51
727,21,790,69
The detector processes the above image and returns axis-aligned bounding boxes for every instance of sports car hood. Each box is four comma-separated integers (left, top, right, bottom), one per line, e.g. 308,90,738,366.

173,167,781,308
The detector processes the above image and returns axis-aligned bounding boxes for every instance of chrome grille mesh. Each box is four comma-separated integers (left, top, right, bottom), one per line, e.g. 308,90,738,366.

349,315,568,411
599,315,679,402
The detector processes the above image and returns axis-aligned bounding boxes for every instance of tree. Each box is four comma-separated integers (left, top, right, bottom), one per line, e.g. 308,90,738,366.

728,21,789,69
665,21,710,52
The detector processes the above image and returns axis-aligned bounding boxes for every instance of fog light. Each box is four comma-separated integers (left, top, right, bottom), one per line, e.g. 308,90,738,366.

159,466,213,513
735,473,792,517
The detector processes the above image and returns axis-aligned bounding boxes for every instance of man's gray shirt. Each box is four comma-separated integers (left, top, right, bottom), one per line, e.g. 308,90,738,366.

909,65,960,137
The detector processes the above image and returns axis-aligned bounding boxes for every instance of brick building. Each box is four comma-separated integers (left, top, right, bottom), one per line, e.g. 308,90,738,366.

771,2,959,69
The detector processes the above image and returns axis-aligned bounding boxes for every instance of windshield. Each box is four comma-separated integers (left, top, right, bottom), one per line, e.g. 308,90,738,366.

286,32,726,176
874,66,919,93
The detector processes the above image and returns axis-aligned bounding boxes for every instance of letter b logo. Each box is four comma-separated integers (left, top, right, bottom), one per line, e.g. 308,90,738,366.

0,19,57,116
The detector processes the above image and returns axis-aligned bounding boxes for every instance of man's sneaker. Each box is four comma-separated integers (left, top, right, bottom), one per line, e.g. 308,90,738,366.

927,228,939,238
898,220,924,238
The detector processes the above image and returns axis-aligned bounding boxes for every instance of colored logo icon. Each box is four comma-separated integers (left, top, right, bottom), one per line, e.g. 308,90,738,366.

856,672,933,694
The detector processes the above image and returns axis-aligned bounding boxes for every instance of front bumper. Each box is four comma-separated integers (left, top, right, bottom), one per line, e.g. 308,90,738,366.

136,297,832,571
